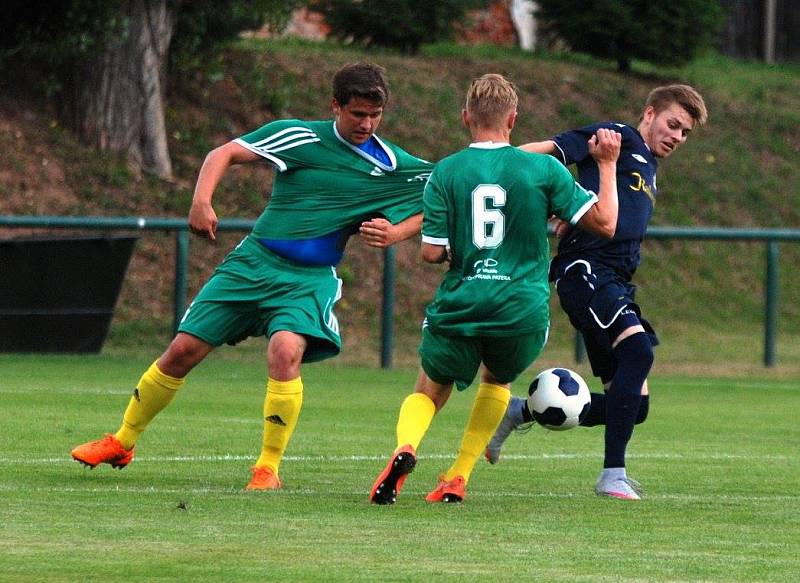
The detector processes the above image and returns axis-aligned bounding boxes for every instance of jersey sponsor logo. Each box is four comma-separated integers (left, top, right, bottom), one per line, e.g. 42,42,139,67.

465,258,511,281
632,153,648,164
407,172,432,182
628,171,655,204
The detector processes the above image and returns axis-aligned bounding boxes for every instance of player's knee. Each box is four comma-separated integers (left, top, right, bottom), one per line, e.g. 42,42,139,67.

268,332,305,376
161,333,210,376
615,331,653,368
611,332,654,396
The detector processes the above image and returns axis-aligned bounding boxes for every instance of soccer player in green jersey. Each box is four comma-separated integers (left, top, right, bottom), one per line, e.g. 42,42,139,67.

369,73,622,504
71,62,432,490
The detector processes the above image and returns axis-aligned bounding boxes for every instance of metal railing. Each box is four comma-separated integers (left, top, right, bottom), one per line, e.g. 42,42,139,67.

572,226,800,367
2,216,798,367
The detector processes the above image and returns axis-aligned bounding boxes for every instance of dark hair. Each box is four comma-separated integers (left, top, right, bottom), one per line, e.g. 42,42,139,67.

332,62,389,107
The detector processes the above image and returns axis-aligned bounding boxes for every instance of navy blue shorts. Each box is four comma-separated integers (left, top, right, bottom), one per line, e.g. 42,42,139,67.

550,257,658,382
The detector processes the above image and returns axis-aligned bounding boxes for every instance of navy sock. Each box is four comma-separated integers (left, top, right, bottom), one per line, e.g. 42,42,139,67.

582,392,650,427
637,394,650,424
603,333,653,469
580,392,607,427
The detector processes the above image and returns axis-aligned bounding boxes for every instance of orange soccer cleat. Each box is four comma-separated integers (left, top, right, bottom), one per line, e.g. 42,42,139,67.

71,434,135,469
369,444,417,505
245,466,283,491
425,474,467,503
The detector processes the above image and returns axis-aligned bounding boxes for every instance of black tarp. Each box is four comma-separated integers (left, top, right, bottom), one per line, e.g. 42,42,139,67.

0,235,137,352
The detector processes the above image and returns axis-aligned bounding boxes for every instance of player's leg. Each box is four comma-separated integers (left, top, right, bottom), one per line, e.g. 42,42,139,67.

247,248,345,490
248,331,306,490
442,332,544,500
594,314,654,500
71,332,213,468
371,369,451,504
431,368,511,501
485,394,531,464
372,329,478,504
582,382,650,427
577,329,616,427
117,333,212,448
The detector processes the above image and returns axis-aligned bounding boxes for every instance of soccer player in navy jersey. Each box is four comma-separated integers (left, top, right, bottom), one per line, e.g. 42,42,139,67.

486,85,708,500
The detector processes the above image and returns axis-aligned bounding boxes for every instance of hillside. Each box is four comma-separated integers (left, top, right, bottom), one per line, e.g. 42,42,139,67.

1,39,798,375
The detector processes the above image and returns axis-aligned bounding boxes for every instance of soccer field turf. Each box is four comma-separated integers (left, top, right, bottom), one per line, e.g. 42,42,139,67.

1,354,798,582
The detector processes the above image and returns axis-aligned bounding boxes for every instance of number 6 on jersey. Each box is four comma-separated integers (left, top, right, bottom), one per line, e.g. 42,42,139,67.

472,184,506,249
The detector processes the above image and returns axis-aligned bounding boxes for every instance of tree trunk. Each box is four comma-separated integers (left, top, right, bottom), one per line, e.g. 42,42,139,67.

65,0,174,180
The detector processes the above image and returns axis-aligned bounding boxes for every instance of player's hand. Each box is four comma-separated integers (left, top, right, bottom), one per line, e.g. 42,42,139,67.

359,217,396,248
588,128,621,163
188,202,218,241
549,217,570,238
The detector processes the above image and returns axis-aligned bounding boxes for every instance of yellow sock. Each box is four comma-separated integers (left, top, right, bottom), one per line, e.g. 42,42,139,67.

115,361,184,450
444,383,510,483
255,377,303,475
396,392,436,451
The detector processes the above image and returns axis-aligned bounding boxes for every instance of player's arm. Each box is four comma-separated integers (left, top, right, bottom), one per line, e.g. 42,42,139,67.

188,141,260,241
523,140,568,238
575,128,620,239
421,242,448,264
359,213,422,248
518,140,557,155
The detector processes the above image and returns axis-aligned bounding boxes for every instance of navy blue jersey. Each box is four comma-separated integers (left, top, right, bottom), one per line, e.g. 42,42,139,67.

551,122,658,277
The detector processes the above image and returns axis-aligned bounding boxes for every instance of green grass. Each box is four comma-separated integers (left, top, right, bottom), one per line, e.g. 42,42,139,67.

1,354,798,582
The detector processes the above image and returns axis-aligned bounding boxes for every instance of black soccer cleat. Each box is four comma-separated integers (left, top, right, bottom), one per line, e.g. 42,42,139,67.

370,445,417,505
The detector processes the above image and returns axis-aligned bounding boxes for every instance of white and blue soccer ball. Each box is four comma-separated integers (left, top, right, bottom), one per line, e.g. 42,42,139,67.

527,368,591,430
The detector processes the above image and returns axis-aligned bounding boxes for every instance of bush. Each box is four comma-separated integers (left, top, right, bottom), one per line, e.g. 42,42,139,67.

308,0,489,54
536,0,725,72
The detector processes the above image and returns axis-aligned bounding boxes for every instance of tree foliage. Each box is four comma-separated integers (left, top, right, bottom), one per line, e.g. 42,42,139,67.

0,0,126,95
170,0,298,71
0,0,297,178
308,0,489,54
1,0,297,93
535,0,725,72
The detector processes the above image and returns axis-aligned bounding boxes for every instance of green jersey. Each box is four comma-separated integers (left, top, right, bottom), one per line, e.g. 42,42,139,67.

235,119,432,240
422,142,598,336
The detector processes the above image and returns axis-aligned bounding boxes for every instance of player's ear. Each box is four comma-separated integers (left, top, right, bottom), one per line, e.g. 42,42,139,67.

507,110,517,131
642,105,656,124
461,108,470,129
331,98,341,118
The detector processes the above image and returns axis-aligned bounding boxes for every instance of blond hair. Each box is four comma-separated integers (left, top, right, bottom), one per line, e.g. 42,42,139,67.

465,74,518,128
645,84,708,126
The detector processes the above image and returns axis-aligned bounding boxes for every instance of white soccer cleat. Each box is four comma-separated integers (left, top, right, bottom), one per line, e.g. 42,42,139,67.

595,475,643,500
485,396,527,464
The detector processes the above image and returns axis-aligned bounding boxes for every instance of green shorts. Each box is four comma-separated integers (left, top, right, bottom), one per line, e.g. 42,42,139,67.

419,326,548,391
178,236,343,363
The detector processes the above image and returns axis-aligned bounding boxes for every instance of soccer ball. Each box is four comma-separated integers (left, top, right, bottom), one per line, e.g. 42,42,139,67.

527,368,591,430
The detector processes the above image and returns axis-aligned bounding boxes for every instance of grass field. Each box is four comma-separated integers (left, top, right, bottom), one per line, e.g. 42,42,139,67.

1,353,798,582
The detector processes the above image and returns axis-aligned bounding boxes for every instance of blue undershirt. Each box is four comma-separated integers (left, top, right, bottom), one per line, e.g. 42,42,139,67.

356,135,391,166
258,137,389,266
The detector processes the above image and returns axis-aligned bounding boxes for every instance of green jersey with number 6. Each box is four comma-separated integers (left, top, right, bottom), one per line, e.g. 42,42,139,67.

422,142,598,336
